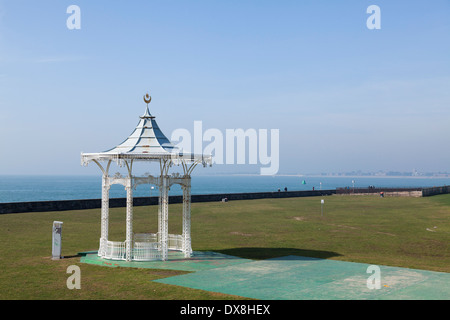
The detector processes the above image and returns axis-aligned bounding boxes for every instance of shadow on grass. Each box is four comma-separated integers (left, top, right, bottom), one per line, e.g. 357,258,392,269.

63,254,82,259
215,247,341,260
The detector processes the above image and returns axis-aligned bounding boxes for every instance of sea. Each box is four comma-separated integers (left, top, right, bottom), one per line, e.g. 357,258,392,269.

0,175,449,203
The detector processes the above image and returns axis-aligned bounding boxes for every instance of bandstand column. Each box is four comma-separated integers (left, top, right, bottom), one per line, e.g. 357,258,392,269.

159,175,169,261
125,177,134,261
182,176,192,258
99,174,110,257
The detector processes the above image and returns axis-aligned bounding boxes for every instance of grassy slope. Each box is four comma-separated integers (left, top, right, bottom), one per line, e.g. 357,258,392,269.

0,194,449,299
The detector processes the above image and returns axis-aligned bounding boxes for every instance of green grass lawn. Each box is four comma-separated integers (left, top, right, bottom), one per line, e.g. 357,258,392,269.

0,194,449,299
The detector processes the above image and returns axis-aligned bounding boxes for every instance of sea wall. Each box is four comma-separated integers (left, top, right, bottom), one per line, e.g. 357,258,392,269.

1,186,448,214
337,191,423,197
336,187,423,197
422,186,450,197
0,189,335,214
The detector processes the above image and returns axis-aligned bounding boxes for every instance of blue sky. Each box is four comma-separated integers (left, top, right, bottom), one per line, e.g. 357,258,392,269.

0,0,449,175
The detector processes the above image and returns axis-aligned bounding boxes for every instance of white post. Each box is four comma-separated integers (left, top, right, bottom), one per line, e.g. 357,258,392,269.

182,176,192,258
158,182,162,245
99,174,110,257
125,177,133,261
321,199,324,216
52,221,63,260
159,175,169,261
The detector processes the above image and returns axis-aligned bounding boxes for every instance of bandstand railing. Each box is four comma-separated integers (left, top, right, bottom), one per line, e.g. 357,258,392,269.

168,234,183,251
104,241,126,260
133,241,161,261
134,233,158,243
100,233,185,261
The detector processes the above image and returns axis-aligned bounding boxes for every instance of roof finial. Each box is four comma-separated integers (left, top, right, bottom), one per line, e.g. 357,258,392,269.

144,92,152,105
141,92,154,119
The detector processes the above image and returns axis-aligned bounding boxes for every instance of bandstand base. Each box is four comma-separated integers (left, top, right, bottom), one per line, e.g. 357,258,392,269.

79,250,253,272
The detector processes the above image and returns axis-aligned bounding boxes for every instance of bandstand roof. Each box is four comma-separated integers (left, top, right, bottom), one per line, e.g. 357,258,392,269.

81,94,212,167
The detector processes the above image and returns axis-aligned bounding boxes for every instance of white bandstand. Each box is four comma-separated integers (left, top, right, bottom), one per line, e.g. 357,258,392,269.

81,92,211,261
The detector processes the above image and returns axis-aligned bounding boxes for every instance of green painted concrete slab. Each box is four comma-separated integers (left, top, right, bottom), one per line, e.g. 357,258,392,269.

79,251,253,272
154,255,450,300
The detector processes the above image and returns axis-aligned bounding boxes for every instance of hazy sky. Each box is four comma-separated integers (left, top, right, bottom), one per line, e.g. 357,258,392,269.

0,0,449,176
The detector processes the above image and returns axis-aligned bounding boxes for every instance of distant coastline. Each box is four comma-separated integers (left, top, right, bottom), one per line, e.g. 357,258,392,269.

1,172,449,179
225,173,450,179
298,175,450,179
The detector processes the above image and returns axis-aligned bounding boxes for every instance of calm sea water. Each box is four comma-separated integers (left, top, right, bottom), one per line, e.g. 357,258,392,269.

0,175,449,203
